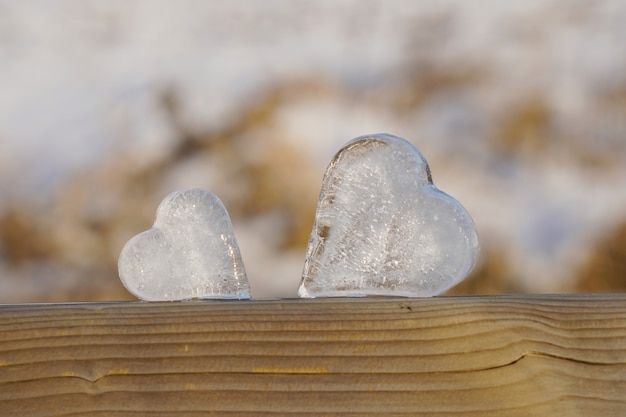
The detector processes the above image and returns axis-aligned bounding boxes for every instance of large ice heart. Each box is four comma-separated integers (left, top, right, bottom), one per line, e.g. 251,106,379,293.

298,134,479,298
118,188,249,301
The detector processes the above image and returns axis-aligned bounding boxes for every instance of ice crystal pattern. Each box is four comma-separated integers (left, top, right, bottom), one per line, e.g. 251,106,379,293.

118,188,249,301
298,134,479,298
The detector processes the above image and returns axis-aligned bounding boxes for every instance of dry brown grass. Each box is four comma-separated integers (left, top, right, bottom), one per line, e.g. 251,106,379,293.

0,209,57,266
575,219,626,293
446,248,522,295
493,95,552,157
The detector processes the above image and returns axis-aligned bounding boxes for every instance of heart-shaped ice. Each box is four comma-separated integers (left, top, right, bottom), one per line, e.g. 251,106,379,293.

118,188,249,301
298,134,479,298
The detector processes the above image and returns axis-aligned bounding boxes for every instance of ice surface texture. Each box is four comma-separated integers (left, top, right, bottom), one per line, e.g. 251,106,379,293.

118,188,249,301
299,134,479,298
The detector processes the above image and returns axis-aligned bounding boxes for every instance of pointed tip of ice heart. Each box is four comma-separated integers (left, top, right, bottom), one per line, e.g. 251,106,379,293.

299,133,480,298
118,188,249,301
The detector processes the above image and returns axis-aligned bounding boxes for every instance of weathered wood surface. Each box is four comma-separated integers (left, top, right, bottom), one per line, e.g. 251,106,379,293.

1,295,626,416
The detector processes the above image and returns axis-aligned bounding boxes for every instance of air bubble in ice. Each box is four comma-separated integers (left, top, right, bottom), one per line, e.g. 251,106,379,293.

298,134,479,298
118,188,249,301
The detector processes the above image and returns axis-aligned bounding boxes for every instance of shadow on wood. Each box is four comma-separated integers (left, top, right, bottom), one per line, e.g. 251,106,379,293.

1,295,625,416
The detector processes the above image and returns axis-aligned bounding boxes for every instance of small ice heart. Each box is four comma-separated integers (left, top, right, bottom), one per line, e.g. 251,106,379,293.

298,134,479,298
118,188,249,301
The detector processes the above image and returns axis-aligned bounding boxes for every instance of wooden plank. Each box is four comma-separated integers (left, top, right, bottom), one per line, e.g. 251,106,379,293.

1,295,625,416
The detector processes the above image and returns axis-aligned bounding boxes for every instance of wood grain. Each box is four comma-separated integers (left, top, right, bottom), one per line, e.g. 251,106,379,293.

1,295,626,416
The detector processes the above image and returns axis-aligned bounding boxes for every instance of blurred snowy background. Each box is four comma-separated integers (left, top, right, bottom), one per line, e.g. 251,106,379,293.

1,0,625,302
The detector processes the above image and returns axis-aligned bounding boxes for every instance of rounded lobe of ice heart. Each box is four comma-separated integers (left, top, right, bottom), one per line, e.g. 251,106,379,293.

298,133,480,298
118,188,249,301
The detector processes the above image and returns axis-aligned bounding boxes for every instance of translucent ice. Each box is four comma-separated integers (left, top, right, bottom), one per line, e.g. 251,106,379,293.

298,134,479,298
118,188,249,301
